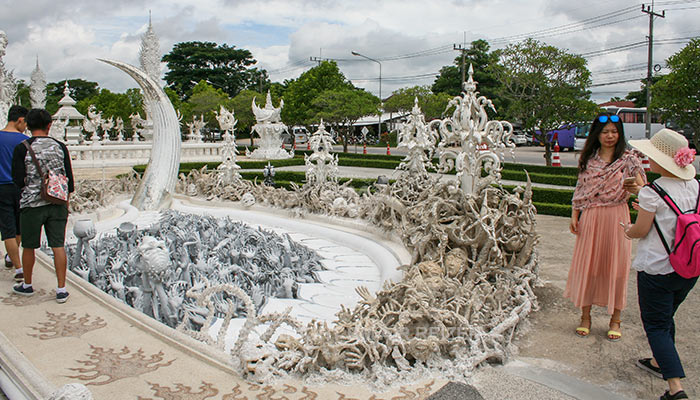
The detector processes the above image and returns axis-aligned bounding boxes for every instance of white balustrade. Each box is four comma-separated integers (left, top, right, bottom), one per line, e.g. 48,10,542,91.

69,142,225,167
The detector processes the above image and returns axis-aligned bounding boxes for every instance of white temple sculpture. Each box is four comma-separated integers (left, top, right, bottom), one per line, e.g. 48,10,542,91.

215,105,241,184
53,82,85,144
186,115,205,143
100,117,114,142
397,97,439,174
129,113,146,142
100,58,181,211
83,105,103,144
114,116,125,141
0,30,17,128
246,91,293,160
48,116,68,141
431,64,514,194
305,120,339,185
136,14,160,142
29,56,47,108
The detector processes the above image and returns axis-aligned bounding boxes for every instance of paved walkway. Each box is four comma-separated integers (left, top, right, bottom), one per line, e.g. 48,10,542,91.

4,204,689,399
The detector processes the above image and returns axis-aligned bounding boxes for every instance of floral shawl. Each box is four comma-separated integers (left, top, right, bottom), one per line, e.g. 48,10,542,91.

572,149,646,211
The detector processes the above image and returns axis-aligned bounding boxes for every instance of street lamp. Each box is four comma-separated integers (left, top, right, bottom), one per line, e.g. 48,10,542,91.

351,51,382,142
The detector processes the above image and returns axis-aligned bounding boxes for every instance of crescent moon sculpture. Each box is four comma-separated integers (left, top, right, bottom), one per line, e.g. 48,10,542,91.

99,59,181,211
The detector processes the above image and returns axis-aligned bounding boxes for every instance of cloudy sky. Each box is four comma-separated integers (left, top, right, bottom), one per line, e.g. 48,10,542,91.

1,0,699,104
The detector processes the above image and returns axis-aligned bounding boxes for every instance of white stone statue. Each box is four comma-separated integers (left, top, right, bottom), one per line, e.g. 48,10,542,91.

397,97,439,174
83,105,103,143
48,115,68,141
100,116,114,142
114,116,125,141
186,115,205,143
305,120,338,186
431,64,515,194
215,105,241,183
246,91,292,160
0,30,17,128
29,56,47,108
129,112,145,142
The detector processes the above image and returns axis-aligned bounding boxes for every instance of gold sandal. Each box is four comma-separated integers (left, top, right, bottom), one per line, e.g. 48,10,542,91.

575,317,591,337
607,319,622,341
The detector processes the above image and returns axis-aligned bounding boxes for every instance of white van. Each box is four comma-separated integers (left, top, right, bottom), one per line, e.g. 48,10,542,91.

292,126,309,144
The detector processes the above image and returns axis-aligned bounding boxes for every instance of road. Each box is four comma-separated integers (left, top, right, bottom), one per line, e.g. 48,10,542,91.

237,139,581,167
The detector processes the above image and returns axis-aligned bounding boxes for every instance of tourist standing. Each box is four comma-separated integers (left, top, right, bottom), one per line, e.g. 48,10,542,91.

11,108,74,303
624,128,697,400
0,105,28,281
564,113,645,340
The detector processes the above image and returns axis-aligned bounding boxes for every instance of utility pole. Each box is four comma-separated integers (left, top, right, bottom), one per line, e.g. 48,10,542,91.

453,32,468,87
309,56,333,66
642,1,665,138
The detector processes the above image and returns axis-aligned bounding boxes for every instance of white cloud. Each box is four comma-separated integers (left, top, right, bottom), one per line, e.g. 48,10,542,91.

1,0,698,103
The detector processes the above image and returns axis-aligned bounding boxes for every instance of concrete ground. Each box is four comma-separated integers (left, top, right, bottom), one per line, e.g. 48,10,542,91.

2,163,698,399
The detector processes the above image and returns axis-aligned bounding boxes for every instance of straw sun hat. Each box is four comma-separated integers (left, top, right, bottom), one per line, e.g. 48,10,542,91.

629,128,697,180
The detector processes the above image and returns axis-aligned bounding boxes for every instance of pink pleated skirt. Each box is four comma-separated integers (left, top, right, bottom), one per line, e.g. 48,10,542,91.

564,203,631,315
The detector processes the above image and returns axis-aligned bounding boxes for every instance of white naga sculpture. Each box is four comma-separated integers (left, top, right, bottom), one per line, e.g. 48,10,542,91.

186,115,205,143
29,56,47,108
246,91,293,160
397,97,439,174
100,59,181,211
0,30,17,128
215,105,241,184
83,105,104,143
432,64,515,195
305,120,339,186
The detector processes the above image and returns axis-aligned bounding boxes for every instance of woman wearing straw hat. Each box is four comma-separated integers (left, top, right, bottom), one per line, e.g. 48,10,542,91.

624,128,698,400
566,113,646,341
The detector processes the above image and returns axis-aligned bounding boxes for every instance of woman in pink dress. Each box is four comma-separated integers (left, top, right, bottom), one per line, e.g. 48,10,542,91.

565,113,645,340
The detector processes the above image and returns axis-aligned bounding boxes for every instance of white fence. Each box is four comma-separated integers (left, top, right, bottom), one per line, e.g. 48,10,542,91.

69,142,227,167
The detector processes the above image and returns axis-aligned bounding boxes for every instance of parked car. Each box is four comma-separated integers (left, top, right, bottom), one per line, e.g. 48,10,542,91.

292,126,309,144
512,131,527,146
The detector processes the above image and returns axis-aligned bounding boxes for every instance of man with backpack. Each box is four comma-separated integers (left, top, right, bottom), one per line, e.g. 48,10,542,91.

11,108,74,303
623,128,699,400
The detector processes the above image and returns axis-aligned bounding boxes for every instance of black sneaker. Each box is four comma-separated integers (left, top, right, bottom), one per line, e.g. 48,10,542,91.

637,358,663,378
13,272,23,282
4,254,12,269
12,284,34,296
660,390,688,400
56,292,69,304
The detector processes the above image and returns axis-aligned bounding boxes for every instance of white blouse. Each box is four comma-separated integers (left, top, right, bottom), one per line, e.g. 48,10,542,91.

632,177,700,275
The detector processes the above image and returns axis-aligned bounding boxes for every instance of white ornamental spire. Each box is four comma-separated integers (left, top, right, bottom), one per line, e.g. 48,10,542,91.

30,56,47,108
139,11,161,82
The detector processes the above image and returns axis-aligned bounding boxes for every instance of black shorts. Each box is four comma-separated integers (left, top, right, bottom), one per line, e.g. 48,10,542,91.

0,184,20,240
20,205,68,249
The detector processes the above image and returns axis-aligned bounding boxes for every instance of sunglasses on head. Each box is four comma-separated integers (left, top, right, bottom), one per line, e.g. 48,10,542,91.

598,115,620,123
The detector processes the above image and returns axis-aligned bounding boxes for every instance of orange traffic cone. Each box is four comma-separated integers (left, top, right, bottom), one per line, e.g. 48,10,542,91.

281,142,285,149
293,141,297,151
552,142,561,167
642,155,651,172
363,142,367,154
386,142,391,155
307,141,310,150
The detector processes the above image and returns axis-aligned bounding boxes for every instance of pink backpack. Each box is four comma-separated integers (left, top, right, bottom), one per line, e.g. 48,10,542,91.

648,181,700,279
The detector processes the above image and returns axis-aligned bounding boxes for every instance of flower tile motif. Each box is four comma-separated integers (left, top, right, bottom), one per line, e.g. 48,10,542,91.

137,381,218,400
0,289,53,306
29,312,106,340
67,345,175,386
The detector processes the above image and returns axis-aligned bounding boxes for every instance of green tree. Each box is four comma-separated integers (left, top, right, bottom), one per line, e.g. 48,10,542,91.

651,38,700,148
281,61,354,126
496,38,597,165
625,76,664,107
432,39,505,113
45,79,100,114
14,80,30,108
181,80,232,128
162,41,262,99
383,85,452,121
76,88,143,137
310,88,380,152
